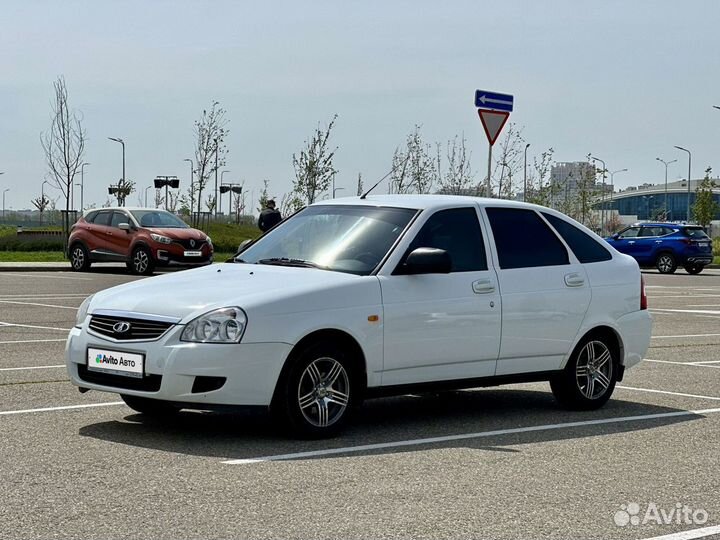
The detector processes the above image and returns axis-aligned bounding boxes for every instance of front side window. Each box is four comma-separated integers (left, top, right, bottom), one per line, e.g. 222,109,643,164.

618,226,641,238
238,205,417,276
640,226,665,237
542,212,612,264
110,211,128,228
487,208,569,269
400,207,487,272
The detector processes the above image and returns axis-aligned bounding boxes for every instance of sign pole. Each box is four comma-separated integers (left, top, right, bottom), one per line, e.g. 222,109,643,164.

486,145,493,198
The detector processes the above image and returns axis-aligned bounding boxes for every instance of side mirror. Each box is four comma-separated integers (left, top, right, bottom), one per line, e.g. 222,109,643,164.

402,247,452,275
118,222,131,231
611,233,620,240
237,238,254,252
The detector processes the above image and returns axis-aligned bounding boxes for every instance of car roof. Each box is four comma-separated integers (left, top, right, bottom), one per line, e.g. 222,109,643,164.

632,222,695,228
312,194,549,212
86,207,169,212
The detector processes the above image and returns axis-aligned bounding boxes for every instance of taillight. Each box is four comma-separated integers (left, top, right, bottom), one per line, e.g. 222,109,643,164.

640,275,647,310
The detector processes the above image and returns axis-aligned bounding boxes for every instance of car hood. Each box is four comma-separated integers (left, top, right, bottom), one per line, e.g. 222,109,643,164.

145,227,207,240
88,263,359,321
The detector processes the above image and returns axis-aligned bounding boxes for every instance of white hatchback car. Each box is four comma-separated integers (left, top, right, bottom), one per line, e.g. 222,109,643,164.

66,196,652,437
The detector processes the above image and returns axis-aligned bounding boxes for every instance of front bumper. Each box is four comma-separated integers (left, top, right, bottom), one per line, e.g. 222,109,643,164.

65,323,291,407
616,309,652,370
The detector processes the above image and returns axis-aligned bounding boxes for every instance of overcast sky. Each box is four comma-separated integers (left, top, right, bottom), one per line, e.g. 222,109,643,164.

1,0,719,212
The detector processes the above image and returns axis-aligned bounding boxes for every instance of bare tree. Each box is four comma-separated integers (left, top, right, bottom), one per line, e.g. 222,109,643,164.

111,179,135,206
193,101,228,223
40,76,86,243
524,148,556,206
438,135,476,195
205,194,217,213
167,191,180,213
292,115,338,205
389,126,438,194
356,173,364,196
257,179,270,213
31,195,50,225
280,191,303,216
487,123,524,199
154,189,164,209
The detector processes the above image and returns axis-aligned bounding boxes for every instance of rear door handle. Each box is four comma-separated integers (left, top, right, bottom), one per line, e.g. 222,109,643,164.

472,279,496,294
564,272,585,287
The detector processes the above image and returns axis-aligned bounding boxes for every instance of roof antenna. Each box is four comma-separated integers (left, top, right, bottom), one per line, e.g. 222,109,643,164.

360,155,409,199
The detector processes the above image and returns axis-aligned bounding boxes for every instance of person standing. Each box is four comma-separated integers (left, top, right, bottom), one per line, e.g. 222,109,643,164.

258,199,282,232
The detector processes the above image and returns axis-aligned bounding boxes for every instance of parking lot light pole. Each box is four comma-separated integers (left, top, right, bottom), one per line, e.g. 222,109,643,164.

523,143,530,201
609,168,627,220
673,146,692,222
589,155,607,232
656,158,676,221
144,185,152,207
108,138,125,188
219,170,231,215
2,188,9,221
80,162,90,212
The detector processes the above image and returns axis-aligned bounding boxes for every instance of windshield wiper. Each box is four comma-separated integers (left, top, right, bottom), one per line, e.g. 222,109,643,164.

257,257,324,269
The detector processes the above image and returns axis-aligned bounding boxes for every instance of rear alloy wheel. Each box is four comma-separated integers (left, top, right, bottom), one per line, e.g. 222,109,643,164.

656,252,677,274
684,264,704,275
129,246,155,275
274,342,356,438
69,243,91,272
121,395,180,416
551,335,618,410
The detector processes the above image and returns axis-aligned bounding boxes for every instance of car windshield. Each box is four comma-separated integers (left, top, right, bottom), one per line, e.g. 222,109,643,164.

684,227,710,239
237,205,418,275
130,210,189,229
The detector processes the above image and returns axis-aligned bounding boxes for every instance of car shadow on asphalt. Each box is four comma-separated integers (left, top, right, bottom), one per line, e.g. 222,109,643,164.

77,387,707,462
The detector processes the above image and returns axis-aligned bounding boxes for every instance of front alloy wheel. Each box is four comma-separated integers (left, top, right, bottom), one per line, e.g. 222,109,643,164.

70,244,91,272
274,341,356,437
551,335,618,410
656,253,677,274
129,246,155,275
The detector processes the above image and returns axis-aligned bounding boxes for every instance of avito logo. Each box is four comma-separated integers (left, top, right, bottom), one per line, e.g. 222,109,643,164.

94,353,136,368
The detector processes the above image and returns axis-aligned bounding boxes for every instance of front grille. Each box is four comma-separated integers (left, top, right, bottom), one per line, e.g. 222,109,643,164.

78,364,162,391
89,314,174,341
172,238,207,250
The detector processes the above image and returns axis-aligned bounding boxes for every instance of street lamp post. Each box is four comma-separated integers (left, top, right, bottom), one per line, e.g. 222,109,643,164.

108,137,126,206
2,188,9,221
183,158,194,223
80,162,90,212
656,157,677,221
523,143,530,201
609,168,628,223
333,187,345,198
144,185,152,207
41,180,49,226
589,155,607,233
219,170,231,215
674,146,692,222
214,138,219,218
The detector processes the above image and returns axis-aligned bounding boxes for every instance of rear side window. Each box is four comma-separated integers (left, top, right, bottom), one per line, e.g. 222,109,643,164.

542,213,612,264
404,207,487,272
486,208,569,269
90,211,112,226
640,226,665,237
684,227,710,239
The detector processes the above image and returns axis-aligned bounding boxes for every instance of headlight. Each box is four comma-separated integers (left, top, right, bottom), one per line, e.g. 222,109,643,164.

206,236,213,245
150,233,173,244
76,294,94,326
181,307,247,343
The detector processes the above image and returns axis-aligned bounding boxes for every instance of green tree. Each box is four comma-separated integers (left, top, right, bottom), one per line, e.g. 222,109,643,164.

692,166,719,228
292,115,338,205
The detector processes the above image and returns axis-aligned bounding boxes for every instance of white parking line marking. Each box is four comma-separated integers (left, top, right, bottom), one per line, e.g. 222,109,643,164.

617,386,720,401
0,300,79,310
0,273,92,281
222,407,720,465
691,360,720,364
0,294,88,298
0,402,124,416
652,333,720,339
0,364,65,371
647,295,720,298
639,524,720,540
644,359,720,370
686,304,720,307
0,339,67,344
0,322,71,332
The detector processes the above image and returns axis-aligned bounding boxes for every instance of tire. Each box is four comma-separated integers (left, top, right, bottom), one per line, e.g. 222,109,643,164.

129,245,155,275
550,334,618,410
656,252,677,274
684,264,704,275
69,243,91,272
121,394,180,416
273,341,357,438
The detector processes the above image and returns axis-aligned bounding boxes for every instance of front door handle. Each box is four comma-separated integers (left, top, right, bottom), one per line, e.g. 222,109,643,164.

628,240,635,244
472,279,495,294
564,272,585,287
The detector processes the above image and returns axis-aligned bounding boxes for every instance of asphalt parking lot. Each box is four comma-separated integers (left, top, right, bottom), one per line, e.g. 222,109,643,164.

1,268,719,540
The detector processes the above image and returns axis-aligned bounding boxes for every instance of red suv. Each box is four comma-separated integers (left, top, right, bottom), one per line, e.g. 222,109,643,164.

68,208,213,274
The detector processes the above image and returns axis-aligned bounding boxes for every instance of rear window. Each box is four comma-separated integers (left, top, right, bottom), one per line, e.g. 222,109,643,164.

684,227,710,239
542,213,612,263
